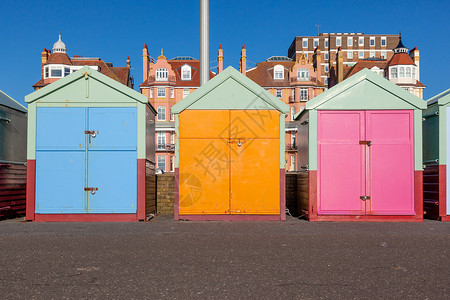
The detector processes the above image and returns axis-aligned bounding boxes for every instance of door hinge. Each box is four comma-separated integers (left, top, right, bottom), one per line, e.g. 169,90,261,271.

360,195,370,201
359,140,372,146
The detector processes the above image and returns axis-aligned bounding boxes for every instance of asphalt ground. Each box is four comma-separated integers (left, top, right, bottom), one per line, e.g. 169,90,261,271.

0,215,449,299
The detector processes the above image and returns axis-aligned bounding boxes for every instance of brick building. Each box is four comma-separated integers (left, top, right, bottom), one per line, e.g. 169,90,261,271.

140,44,218,172
288,33,401,85
243,45,326,171
33,33,133,90
328,37,425,98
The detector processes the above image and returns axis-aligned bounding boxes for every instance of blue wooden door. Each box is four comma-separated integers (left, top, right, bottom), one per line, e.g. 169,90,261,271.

35,108,86,213
86,108,137,213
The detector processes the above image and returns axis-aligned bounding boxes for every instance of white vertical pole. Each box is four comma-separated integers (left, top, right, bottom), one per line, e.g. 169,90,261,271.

200,0,210,86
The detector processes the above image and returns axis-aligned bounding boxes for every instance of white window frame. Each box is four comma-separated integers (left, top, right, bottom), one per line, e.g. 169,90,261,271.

274,65,284,79
370,37,375,46
156,68,168,81
290,106,296,121
171,113,175,121
276,89,282,98
300,88,308,101
324,65,329,73
324,39,328,48
170,132,175,145
336,37,341,47
358,51,364,59
183,88,190,99
399,67,405,78
157,132,166,150
381,51,387,59
381,37,386,46
313,39,319,48
347,51,353,59
157,156,166,172
170,88,174,98
370,51,375,57
297,68,309,81
359,37,364,46
157,106,166,121
412,67,416,80
391,67,398,79
44,66,49,79
347,37,353,46
324,52,329,60
406,67,411,78
157,87,166,98
302,38,308,48
150,88,153,98
181,64,191,80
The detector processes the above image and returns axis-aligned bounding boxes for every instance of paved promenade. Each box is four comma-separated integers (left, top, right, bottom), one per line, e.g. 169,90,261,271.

0,215,449,299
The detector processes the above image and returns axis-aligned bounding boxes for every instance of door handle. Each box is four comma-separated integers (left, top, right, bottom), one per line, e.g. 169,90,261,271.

84,187,98,195
85,130,99,138
359,140,372,146
360,196,370,201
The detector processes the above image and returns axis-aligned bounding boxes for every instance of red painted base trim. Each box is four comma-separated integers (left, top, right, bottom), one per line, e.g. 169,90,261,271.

308,170,423,222
178,214,283,221
26,160,36,221
439,165,447,220
33,214,138,222
174,168,180,221
137,159,146,221
280,169,286,221
440,216,450,222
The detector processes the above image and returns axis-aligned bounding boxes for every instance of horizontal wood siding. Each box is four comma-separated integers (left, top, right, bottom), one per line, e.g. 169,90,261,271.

297,171,309,215
423,164,439,219
145,160,156,214
0,164,26,217
285,173,298,216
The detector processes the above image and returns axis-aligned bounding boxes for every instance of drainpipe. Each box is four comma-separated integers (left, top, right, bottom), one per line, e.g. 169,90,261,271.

200,0,209,86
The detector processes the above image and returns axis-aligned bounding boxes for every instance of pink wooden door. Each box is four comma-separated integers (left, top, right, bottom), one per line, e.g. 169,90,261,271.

317,111,365,215
366,111,415,215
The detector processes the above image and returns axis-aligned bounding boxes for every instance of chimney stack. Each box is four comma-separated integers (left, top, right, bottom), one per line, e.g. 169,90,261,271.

126,56,131,68
143,43,149,82
336,47,344,83
218,44,223,73
240,44,247,75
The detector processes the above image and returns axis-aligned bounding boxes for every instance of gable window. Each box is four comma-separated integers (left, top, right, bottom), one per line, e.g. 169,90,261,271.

157,106,166,121
347,51,353,59
336,37,341,47
157,87,166,98
358,51,364,58
370,37,375,46
406,67,411,78
359,37,364,46
381,37,386,46
156,68,168,81
183,88,190,98
157,156,166,172
302,39,308,48
391,67,398,79
274,65,284,79
276,89,282,98
300,88,308,101
399,67,405,78
297,68,309,81
181,65,191,80
347,37,353,46
314,39,319,48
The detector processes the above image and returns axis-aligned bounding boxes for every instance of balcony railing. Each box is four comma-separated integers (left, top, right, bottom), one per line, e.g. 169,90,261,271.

290,76,317,83
286,144,297,151
148,75,177,84
157,143,175,151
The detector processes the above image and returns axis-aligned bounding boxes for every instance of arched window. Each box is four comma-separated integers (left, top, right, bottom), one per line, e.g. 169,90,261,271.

181,65,191,80
156,68,168,81
274,65,284,79
157,106,166,121
391,67,398,79
406,67,411,78
297,68,309,81
399,67,405,78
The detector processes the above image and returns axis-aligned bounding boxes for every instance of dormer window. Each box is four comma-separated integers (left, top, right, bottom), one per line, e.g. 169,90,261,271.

297,68,309,81
412,67,416,80
44,66,49,78
406,67,411,78
181,65,191,80
64,67,70,76
156,68,168,81
399,67,405,78
50,66,62,77
274,65,284,79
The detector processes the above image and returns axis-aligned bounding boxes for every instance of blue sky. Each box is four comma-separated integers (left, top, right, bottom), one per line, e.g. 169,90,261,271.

0,0,448,105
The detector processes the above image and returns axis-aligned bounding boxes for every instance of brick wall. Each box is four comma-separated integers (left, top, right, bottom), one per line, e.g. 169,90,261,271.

156,173,175,214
